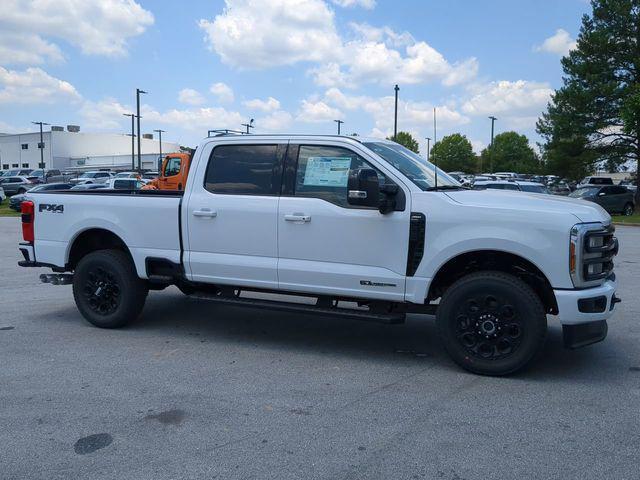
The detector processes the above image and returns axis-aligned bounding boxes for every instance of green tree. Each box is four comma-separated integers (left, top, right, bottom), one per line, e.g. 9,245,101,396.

430,133,477,173
388,131,419,153
537,0,640,195
481,131,539,173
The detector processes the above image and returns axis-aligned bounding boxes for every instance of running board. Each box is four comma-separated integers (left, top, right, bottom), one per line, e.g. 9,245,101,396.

191,292,406,325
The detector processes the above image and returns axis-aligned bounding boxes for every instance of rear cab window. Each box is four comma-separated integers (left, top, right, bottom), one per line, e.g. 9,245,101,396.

204,144,282,195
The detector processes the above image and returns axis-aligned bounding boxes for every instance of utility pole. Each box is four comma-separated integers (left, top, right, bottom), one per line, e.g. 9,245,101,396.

31,121,49,175
154,129,166,172
489,116,497,173
123,113,136,171
136,88,147,171
241,119,255,134
334,119,344,135
393,84,399,141
425,137,431,163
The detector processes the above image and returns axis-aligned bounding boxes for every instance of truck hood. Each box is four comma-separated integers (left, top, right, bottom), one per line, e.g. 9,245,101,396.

443,190,611,224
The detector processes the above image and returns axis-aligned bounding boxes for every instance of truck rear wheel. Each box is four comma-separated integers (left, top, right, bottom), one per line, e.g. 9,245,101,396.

436,271,546,376
72,249,148,328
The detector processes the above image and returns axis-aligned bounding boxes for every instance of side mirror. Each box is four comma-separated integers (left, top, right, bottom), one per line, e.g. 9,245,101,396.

347,168,380,208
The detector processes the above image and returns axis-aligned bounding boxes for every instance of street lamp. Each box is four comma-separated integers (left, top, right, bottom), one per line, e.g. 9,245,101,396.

334,119,344,135
154,129,166,171
31,121,49,173
393,84,399,141
488,116,497,173
241,118,255,134
123,113,136,170
136,88,147,171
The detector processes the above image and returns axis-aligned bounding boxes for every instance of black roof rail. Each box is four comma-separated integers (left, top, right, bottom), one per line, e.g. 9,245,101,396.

207,129,247,137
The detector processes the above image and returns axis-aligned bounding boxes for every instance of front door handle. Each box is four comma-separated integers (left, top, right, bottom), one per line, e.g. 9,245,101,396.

284,214,311,223
193,209,217,218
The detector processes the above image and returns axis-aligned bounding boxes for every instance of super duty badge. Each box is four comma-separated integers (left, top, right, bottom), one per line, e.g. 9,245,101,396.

39,204,64,213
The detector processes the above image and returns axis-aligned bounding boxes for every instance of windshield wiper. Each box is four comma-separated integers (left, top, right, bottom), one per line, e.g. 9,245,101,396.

424,185,465,191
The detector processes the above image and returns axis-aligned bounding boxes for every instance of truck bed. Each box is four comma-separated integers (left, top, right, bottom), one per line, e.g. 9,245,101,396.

28,189,183,278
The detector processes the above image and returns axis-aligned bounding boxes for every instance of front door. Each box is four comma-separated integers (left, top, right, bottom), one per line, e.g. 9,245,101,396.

277,143,411,301
185,141,286,289
159,155,183,190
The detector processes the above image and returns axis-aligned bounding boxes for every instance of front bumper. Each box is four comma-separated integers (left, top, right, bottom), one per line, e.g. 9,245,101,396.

554,278,618,348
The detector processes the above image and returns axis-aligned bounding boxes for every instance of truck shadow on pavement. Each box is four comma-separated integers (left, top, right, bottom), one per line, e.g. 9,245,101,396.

40,287,614,381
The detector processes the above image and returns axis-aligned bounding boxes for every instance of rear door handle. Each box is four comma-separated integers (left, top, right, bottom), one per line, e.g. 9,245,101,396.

284,214,311,223
193,209,217,218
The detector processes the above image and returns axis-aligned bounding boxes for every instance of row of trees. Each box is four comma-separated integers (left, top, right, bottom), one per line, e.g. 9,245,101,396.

390,130,542,174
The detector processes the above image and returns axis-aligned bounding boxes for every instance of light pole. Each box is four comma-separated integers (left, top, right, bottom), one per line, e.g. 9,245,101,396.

334,119,344,135
393,84,399,141
31,121,49,174
136,88,147,171
123,113,135,171
241,118,255,134
488,116,497,173
425,137,431,163
154,129,166,171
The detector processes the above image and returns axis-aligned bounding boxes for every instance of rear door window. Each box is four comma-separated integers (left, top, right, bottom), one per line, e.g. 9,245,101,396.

204,144,281,196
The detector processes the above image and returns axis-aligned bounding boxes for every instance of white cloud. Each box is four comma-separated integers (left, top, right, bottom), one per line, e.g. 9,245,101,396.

0,0,154,63
534,29,577,57
79,98,131,130
210,82,234,103
331,0,376,9
243,96,281,112
199,0,476,88
199,0,342,69
0,67,81,104
257,110,293,131
297,100,343,123
323,87,469,134
178,88,206,106
142,105,245,132
462,80,553,116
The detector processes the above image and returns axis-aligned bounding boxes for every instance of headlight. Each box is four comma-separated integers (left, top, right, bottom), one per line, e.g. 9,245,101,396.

570,223,617,288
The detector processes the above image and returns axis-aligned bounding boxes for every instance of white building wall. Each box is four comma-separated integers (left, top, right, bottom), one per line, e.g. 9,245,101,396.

0,130,179,172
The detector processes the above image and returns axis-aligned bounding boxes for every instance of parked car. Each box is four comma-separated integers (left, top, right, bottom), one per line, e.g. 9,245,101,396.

69,171,113,185
0,176,36,195
19,134,619,376
114,171,141,179
569,185,635,215
473,180,520,191
0,187,5,204
106,178,147,190
69,183,109,191
27,169,64,184
579,176,614,186
2,168,33,177
548,182,572,196
516,181,549,194
141,171,159,180
9,183,73,211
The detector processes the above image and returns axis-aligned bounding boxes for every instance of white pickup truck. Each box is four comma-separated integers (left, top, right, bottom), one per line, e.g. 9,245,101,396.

18,135,620,375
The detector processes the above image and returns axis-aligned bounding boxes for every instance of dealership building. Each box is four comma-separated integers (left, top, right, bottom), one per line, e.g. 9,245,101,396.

0,125,180,173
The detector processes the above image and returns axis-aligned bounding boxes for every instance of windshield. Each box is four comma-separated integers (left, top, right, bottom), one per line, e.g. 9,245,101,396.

79,172,95,178
363,141,459,190
570,187,599,198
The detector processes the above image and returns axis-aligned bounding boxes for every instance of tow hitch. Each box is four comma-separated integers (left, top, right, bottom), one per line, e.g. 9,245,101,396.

40,273,73,285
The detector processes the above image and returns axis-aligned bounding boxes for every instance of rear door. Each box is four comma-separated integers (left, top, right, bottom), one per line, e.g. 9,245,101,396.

277,142,411,301
185,141,287,289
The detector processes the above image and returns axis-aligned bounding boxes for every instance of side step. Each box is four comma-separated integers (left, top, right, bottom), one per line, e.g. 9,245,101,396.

191,291,406,325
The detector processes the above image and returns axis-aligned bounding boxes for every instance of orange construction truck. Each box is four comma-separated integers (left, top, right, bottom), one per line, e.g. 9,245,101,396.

142,152,192,191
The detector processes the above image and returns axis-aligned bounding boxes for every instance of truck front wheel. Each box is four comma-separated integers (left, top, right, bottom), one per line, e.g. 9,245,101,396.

436,271,546,376
72,249,148,328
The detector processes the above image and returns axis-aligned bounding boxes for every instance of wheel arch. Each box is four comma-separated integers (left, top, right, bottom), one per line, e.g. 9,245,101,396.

66,228,133,270
427,249,558,314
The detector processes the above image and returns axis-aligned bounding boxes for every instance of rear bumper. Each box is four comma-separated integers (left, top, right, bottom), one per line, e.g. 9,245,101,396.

17,242,61,270
554,278,618,348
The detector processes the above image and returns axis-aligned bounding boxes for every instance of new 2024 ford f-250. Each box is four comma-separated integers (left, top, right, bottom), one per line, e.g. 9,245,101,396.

18,135,620,375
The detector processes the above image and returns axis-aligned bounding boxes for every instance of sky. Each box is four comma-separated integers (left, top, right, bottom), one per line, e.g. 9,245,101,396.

0,0,590,154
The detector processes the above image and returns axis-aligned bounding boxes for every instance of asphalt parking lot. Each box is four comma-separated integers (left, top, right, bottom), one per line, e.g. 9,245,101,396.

1,217,639,480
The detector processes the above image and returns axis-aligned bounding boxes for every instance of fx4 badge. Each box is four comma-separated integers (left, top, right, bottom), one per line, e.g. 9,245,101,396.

39,203,64,213
360,280,397,288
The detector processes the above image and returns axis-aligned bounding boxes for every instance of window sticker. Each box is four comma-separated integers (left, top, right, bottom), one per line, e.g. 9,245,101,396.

303,157,351,187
